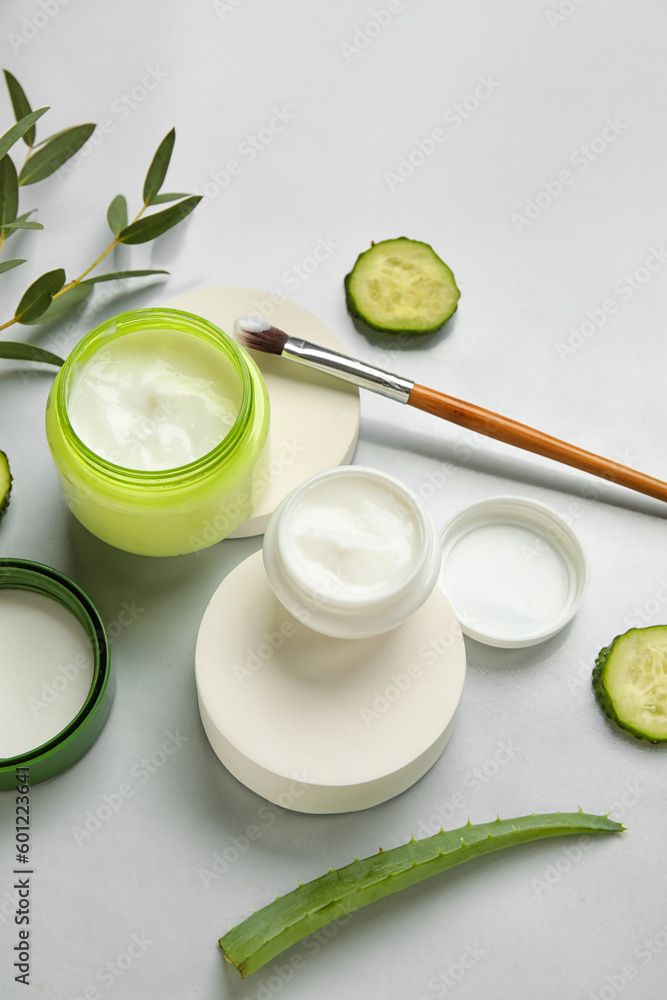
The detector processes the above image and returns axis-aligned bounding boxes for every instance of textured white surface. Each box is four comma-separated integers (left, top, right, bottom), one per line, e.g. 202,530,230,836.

1,2,667,998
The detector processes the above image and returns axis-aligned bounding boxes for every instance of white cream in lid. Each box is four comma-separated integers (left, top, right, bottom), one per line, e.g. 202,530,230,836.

439,496,588,647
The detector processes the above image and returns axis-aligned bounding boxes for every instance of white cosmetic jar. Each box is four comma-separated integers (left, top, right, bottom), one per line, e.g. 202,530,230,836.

262,466,442,639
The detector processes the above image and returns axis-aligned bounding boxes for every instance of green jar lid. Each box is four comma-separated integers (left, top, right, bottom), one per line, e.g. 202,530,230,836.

0,559,113,790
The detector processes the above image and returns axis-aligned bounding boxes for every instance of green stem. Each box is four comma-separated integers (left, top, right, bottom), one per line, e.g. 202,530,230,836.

52,201,147,299
0,315,17,333
0,201,149,333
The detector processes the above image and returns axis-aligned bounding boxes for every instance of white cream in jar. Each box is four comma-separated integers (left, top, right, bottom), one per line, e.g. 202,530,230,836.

67,328,241,470
263,466,442,638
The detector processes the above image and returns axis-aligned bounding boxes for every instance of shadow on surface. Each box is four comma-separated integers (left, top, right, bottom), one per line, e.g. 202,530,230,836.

362,416,667,520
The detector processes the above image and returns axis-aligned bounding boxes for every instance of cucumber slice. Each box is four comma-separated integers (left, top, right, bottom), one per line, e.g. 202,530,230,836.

344,237,460,334
0,449,11,520
593,626,667,742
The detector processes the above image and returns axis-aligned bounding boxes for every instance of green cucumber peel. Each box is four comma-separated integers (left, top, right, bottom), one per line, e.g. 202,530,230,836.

593,626,667,742
219,809,623,978
0,449,11,519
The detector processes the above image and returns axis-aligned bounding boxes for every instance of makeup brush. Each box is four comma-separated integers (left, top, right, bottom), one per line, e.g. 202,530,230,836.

233,316,667,504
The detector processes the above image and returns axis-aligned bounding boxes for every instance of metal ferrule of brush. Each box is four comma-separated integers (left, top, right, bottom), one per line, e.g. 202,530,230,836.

283,338,414,403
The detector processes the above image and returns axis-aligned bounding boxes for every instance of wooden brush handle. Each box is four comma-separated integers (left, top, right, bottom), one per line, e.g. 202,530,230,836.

409,383,667,504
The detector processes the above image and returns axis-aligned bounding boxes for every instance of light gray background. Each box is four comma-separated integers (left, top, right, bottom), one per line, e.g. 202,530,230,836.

1,1,667,998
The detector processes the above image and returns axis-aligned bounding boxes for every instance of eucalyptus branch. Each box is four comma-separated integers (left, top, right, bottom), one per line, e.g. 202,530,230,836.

0,73,201,363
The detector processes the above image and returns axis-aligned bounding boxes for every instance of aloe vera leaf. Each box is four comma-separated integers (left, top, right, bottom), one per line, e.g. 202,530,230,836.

220,810,623,978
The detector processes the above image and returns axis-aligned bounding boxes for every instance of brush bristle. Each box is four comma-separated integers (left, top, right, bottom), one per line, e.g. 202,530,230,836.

234,317,288,356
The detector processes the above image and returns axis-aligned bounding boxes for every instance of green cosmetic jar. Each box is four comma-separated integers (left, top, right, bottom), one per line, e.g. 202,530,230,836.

45,308,270,556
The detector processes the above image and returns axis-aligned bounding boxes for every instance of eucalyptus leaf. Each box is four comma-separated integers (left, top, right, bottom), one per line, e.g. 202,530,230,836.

0,155,19,235
0,108,48,160
20,282,92,324
29,125,81,147
0,341,64,366
143,128,175,205
149,191,189,205
15,268,65,324
107,194,128,236
1,220,43,231
3,71,35,147
4,210,36,241
19,123,96,186
118,196,201,245
80,268,168,285
0,259,25,275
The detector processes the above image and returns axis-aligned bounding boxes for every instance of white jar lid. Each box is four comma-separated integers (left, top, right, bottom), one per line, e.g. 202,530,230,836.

195,551,466,813
438,496,588,648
